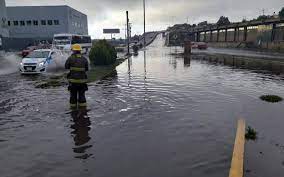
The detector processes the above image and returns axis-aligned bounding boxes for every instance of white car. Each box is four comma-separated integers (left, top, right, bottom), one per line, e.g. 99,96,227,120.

19,49,54,74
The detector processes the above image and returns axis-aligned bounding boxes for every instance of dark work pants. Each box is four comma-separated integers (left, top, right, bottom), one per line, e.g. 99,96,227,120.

69,83,88,107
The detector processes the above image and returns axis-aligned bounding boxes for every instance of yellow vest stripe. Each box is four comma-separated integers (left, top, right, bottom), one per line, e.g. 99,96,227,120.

70,67,85,71
68,79,88,83
78,103,87,107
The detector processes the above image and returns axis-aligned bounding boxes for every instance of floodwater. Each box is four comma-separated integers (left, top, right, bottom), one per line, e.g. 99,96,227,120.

1,35,284,177
195,47,284,60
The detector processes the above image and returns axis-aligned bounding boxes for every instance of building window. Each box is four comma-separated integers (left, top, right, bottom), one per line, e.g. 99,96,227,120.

41,20,46,25
20,21,25,26
13,21,18,26
26,20,32,26
33,20,38,26
54,20,59,25
47,20,53,25
8,21,11,26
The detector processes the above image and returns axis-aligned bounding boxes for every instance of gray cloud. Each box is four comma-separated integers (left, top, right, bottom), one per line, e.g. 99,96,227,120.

5,0,284,38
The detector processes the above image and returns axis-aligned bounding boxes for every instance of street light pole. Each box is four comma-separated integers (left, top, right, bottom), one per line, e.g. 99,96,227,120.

143,0,146,48
126,11,130,55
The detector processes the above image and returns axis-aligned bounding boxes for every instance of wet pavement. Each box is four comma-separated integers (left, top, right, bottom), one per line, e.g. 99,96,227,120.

1,35,284,177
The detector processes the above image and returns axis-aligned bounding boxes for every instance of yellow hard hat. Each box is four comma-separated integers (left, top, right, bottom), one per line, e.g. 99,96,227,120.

71,44,82,51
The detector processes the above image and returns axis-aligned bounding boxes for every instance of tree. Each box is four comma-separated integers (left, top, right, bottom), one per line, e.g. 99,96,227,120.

198,21,208,26
89,40,117,65
132,34,140,42
279,7,284,19
217,16,230,26
257,15,269,21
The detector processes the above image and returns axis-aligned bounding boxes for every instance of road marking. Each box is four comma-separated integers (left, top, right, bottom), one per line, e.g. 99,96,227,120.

229,119,246,177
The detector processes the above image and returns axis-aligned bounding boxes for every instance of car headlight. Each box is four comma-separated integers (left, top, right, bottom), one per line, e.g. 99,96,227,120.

39,62,45,67
20,62,23,67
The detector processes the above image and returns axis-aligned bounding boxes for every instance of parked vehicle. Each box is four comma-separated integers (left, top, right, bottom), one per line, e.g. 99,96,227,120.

52,34,92,53
191,42,208,50
191,42,199,49
197,42,208,50
19,49,55,74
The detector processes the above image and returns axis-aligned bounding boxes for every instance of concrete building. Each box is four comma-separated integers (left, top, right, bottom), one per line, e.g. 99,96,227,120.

0,0,9,49
6,5,88,39
0,0,9,37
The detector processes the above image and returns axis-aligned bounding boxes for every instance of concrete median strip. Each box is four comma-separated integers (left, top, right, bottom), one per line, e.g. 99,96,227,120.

229,119,246,177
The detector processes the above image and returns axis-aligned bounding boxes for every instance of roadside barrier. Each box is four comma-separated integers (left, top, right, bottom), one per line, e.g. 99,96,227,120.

229,119,246,177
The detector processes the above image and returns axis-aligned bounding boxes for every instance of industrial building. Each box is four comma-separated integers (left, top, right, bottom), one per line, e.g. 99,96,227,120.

0,0,9,49
0,0,89,50
7,5,88,38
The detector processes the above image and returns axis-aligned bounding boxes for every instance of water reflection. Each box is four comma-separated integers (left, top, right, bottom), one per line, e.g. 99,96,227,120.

169,51,178,70
143,50,150,103
192,54,284,75
144,50,147,79
128,57,132,74
70,109,93,160
184,56,191,67
97,70,119,96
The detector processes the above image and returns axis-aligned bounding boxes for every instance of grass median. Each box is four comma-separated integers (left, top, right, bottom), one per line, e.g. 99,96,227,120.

35,58,127,89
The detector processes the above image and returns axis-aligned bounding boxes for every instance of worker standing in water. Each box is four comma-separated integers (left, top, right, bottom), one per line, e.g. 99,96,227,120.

65,44,89,109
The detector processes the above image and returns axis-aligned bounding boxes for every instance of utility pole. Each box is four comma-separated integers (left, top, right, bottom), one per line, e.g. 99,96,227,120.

260,8,266,16
262,8,265,16
126,11,130,55
143,0,146,48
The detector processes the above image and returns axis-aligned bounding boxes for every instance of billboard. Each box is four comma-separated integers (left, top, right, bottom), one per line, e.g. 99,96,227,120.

103,29,120,34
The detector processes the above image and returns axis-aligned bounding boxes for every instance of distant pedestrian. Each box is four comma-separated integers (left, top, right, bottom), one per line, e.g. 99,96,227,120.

65,44,89,109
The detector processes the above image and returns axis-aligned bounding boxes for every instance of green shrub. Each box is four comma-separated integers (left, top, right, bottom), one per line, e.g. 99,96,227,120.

279,7,284,19
89,40,117,65
260,95,283,103
245,126,257,141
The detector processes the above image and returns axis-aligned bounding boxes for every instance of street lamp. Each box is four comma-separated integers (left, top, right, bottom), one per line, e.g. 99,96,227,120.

143,0,146,48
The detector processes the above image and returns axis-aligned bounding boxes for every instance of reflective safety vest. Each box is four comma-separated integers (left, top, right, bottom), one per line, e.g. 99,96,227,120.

65,54,89,84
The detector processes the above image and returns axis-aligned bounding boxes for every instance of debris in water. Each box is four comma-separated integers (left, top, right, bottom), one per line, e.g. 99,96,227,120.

245,126,257,141
35,76,68,89
260,95,283,103
245,169,251,173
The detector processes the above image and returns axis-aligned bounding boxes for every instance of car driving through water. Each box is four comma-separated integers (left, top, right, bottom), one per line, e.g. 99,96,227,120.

19,49,54,74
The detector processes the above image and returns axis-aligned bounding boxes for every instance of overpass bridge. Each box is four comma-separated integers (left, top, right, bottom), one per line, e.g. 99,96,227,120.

167,17,284,50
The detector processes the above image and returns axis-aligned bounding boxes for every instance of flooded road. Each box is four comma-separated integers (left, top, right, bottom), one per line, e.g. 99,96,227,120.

195,47,284,60
1,35,284,177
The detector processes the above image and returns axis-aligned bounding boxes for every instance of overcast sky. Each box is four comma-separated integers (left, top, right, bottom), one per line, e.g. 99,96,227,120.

5,0,284,39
